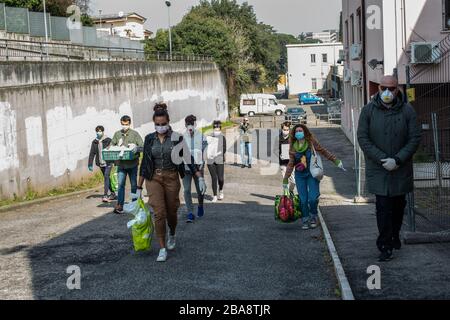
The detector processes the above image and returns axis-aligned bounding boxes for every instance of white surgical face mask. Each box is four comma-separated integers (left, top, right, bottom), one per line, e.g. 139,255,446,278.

155,125,169,134
213,129,221,136
380,89,394,104
187,124,195,133
282,130,290,137
122,125,130,131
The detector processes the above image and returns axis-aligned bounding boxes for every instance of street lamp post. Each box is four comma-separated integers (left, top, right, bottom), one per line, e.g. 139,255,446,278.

165,1,173,60
99,10,103,29
42,0,49,58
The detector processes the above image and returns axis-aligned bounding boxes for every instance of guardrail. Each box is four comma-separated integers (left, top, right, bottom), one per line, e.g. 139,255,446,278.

248,115,285,129
315,113,342,126
0,39,214,62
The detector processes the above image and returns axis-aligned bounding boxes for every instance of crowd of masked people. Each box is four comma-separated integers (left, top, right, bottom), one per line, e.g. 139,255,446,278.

89,75,422,263
88,104,227,261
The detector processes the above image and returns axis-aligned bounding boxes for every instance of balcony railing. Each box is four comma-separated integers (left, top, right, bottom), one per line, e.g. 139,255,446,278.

0,39,214,62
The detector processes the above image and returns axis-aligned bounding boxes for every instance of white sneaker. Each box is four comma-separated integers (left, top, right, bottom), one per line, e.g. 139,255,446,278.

167,235,176,251
219,191,224,200
212,196,218,203
156,248,167,262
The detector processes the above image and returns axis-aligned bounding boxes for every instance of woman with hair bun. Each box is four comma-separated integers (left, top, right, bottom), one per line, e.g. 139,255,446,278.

137,103,198,262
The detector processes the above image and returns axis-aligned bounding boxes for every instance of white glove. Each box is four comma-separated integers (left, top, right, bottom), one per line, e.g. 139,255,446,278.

198,177,207,195
381,158,399,171
336,160,346,172
128,143,138,153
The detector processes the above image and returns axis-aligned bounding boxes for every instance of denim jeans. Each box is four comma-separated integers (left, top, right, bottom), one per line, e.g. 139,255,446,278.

100,165,114,197
117,165,138,206
182,172,204,213
240,141,252,166
295,171,320,224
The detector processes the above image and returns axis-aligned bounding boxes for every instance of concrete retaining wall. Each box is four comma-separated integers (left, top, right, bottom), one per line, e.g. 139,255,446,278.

0,61,228,198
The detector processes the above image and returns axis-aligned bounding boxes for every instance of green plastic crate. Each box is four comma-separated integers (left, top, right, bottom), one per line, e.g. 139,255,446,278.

102,150,136,161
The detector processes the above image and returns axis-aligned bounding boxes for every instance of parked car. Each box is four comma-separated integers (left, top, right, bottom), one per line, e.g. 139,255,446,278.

298,93,325,105
240,93,287,116
285,107,307,124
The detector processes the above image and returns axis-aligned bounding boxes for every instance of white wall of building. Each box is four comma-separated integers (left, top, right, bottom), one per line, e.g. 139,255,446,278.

97,18,146,41
287,43,343,95
341,0,449,143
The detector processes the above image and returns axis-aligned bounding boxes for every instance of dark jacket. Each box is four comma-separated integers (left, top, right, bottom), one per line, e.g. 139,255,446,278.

239,123,253,143
139,129,199,181
88,137,112,167
278,131,290,166
357,92,422,196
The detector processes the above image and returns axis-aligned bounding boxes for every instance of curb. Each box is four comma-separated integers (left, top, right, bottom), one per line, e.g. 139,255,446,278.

318,207,355,300
0,186,101,213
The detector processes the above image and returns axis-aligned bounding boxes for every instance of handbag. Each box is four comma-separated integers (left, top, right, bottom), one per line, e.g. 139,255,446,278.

310,143,324,181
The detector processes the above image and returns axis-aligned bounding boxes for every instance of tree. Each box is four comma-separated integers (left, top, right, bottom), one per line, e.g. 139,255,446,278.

144,0,299,108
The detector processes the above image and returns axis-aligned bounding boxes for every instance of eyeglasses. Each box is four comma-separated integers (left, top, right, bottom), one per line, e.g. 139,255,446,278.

380,86,397,92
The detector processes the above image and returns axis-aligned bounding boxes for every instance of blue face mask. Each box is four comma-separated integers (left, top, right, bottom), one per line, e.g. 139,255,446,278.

96,132,103,139
295,132,305,140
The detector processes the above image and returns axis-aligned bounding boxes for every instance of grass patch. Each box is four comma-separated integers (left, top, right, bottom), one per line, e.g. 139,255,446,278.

0,171,104,208
201,120,237,134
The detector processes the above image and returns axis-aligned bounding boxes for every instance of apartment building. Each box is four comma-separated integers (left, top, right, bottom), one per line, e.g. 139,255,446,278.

92,12,152,41
341,0,450,146
313,30,339,43
287,43,344,95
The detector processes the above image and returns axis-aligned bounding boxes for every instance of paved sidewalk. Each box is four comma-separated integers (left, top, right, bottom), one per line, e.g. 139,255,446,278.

313,126,450,300
0,137,339,300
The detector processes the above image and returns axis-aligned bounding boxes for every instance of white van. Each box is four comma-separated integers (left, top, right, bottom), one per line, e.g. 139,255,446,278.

239,94,287,116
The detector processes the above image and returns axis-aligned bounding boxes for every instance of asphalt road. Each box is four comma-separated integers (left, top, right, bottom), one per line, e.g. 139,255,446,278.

0,134,340,300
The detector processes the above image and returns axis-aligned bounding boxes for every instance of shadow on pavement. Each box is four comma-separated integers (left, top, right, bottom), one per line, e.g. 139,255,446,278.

27,201,339,300
321,204,450,300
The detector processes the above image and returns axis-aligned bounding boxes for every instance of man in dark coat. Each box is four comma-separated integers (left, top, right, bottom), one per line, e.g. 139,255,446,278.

357,75,422,262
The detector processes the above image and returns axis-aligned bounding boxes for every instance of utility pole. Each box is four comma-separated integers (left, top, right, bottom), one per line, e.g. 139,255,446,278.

43,0,49,58
99,10,103,29
165,1,173,60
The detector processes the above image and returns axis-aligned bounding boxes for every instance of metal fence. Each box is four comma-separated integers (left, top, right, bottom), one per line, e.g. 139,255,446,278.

0,3,5,30
0,4,144,50
407,34,450,235
0,38,144,61
0,5,214,62
0,39,214,62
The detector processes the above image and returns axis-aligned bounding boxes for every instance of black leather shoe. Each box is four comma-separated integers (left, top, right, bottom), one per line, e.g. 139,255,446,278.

378,250,393,262
393,238,402,250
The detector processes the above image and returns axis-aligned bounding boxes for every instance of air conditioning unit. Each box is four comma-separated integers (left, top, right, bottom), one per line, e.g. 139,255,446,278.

351,70,362,87
350,43,362,60
410,42,440,64
344,68,351,82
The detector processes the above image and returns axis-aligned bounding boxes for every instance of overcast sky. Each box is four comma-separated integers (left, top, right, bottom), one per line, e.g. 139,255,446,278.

91,0,342,36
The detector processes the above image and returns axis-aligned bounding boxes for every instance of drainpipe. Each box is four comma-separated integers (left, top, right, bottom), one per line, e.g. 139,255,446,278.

361,0,368,104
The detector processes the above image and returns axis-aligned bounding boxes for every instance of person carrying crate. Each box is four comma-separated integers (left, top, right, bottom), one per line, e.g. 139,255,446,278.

110,115,144,214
